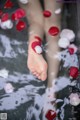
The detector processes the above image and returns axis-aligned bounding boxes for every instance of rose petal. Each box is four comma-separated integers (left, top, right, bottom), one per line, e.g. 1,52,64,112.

0,10,3,17
31,41,42,54
11,8,26,20
48,26,59,36
1,20,13,29
69,93,80,106
68,48,74,55
5,20,13,29
1,13,9,22
4,0,14,9
35,46,42,54
55,8,61,14
58,37,70,48
45,110,57,120
69,67,79,79
18,0,29,4
16,20,26,31
43,10,51,17
0,19,1,27
11,13,17,21
1,22,7,29
68,44,78,55
35,36,42,43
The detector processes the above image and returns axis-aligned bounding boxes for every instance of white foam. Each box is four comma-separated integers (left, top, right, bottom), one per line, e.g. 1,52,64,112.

0,69,9,78
0,35,17,58
4,83,14,94
11,40,23,45
17,47,25,54
57,49,79,68
0,83,45,110
60,98,69,120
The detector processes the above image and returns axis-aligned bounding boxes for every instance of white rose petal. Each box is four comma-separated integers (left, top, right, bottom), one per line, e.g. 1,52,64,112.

5,20,13,29
1,22,7,29
55,8,61,14
58,37,70,48
1,20,13,29
60,29,75,42
4,83,14,94
0,69,9,78
35,46,42,54
69,93,80,106
19,0,29,4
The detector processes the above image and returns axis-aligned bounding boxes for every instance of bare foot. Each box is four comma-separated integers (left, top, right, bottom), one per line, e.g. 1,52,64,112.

27,38,48,81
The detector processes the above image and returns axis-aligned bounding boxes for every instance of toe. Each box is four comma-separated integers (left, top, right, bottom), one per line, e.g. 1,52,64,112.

37,75,41,79
41,71,47,81
38,76,41,79
31,70,35,73
31,68,35,73
34,71,41,79
33,71,36,74
36,72,40,77
36,74,39,78
33,72,36,76
40,64,48,81
32,71,39,78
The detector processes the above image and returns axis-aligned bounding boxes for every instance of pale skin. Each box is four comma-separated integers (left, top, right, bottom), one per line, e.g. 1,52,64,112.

19,0,62,87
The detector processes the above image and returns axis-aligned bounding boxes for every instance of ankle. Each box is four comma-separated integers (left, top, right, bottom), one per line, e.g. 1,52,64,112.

28,37,43,54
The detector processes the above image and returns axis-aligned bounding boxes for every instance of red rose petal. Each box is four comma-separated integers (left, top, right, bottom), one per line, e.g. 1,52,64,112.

68,47,74,55
11,8,26,21
16,20,26,31
0,10,3,17
43,10,51,17
48,26,59,36
31,41,41,53
11,13,17,21
35,36,42,43
45,110,57,120
1,13,9,22
4,0,14,9
15,8,26,19
69,67,79,79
